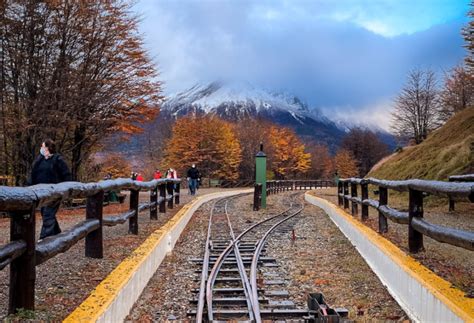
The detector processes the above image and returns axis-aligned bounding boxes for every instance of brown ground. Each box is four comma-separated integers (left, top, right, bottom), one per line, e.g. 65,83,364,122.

313,187,474,297
0,188,222,321
128,192,408,321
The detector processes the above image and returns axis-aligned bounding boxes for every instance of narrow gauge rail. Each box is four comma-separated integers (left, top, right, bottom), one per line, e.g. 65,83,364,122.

190,193,308,322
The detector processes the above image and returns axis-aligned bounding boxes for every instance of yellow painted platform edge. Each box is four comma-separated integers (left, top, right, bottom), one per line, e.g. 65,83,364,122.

306,192,474,321
63,192,225,323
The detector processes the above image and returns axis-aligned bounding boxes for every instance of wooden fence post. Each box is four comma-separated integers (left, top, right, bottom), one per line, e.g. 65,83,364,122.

351,182,358,216
175,182,180,205
343,182,349,209
361,182,369,221
337,182,343,206
159,183,166,213
150,187,158,220
85,191,104,258
129,189,139,235
378,187,388,233
409,189,424,253
167,182,174,209
448,198,455,212
9,207,36,314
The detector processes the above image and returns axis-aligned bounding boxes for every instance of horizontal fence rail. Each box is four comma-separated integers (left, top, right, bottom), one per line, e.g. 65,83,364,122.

0,178,181,314
266,180,334,195
337,177,474,253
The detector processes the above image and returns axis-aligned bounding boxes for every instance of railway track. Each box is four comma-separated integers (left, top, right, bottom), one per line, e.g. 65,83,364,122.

188,193,309,322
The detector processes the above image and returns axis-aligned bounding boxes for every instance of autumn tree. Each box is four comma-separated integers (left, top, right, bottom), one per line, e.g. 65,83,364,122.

391,69,440,144
99,153,132,179
234,118,272,179
439,65,474,121
163,115,242,180
334,149,358,178
267,126,311,179
306,143,334,179
0,1,161,184
341,128,390,176
463,1,474,73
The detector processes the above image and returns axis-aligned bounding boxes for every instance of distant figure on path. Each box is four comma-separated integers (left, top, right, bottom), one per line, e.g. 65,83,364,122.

166,168,178,179
187,164,200,195
154,169,162,179
136,173,144,181
131,172,137,180
28,139,72,240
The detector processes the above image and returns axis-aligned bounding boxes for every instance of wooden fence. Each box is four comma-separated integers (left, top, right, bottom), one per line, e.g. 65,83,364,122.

0,178,180,314
337,177,474,253
266,180,333,195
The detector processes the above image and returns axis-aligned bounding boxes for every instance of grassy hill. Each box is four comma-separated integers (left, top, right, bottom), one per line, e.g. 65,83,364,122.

368,108,474,180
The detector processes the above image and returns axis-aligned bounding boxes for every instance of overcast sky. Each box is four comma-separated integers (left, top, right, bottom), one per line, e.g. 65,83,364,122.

133,0,470,130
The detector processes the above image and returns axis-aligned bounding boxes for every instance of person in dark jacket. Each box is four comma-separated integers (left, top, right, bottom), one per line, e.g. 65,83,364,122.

187,164,200,195
28,139,72,239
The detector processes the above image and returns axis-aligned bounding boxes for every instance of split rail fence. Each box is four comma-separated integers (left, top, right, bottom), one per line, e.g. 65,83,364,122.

252,180,333,211
267,180,333,195
0,178,180,314
337,177,474,253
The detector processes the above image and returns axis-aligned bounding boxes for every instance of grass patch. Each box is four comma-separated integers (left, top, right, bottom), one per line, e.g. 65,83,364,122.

369,108,474,180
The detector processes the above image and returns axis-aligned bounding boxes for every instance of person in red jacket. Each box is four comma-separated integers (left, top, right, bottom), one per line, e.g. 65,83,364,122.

136,173,144,181
153,169,162,179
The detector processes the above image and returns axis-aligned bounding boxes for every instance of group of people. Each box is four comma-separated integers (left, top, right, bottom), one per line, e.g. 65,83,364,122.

130,172,144,181
129,168,178,181
27,138,204,240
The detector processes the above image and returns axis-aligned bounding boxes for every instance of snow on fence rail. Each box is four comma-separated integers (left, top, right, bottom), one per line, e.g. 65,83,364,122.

337,177,474,253
0,178,181,315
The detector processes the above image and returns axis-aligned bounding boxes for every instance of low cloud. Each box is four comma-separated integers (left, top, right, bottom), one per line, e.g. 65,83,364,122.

134,0,468,129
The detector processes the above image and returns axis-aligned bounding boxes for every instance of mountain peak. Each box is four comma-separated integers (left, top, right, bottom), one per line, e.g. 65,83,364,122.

163,81,328,122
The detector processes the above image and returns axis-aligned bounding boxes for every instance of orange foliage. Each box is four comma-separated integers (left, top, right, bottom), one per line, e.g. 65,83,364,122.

99,154,132,179
163,116,241,179
267,126,311,178
334,149,358,178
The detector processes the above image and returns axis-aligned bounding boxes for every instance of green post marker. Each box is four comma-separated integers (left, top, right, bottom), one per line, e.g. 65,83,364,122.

255,143,267,208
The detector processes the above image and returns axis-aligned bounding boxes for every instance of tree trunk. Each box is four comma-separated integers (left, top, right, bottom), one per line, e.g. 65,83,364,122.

71,125,86,181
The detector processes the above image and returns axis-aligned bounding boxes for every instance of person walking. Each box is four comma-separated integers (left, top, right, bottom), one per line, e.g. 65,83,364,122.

28,139,72,240
187,164,200,195
136,173,144,181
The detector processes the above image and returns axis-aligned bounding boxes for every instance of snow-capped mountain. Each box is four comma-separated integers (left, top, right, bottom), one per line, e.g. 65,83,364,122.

163,81,330,123
161,81,346,150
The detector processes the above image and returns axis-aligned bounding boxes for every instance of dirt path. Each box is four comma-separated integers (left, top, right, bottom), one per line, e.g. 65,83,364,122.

128,192,407,321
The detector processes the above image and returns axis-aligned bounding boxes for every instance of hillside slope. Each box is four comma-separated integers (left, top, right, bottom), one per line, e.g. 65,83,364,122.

368,108,474,180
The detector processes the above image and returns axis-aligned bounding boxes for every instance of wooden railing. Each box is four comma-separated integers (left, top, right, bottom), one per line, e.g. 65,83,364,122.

266,180,333,195
448,174,474,211
337,177,474,253
0,178,180,314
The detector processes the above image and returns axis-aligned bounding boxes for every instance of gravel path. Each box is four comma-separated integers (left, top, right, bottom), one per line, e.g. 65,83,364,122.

0,188,222,321
314,187,474,298
128,192,408,321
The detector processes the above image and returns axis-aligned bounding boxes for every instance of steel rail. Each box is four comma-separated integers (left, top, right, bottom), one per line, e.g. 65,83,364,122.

196,199,220,323
206,194,299,321
223,199,256,321
196,194,250,322
249,196,305,320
